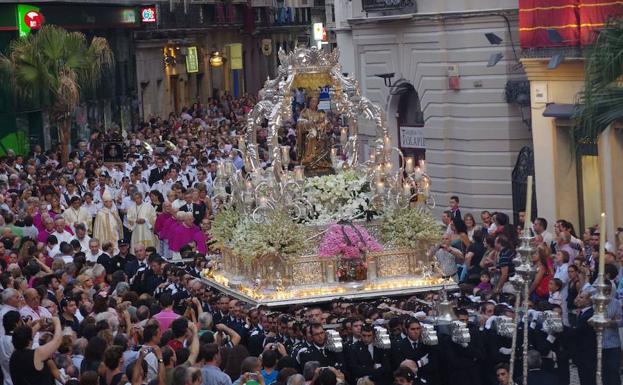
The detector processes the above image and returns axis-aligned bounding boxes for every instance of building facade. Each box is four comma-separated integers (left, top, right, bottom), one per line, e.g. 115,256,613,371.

333,0,532,220
519,0,623,239
136,0,325,118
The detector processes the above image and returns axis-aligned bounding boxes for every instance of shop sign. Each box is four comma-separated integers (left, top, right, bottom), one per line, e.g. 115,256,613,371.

400,126,425,149
229,43,243,70
313,22,323,41
186,46,199,73
141,7,157,23
17,4,43,38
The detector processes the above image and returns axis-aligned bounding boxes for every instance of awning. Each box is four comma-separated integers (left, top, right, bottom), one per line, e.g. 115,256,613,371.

543,103,578,119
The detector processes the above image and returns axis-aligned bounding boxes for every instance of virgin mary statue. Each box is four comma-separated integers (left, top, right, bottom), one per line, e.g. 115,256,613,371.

296,96,333,175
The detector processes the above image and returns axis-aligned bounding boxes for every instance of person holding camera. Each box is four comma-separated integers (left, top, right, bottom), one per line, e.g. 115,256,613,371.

9,316,62,385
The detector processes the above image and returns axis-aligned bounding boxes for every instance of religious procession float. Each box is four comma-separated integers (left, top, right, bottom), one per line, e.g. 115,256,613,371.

201,47,453,307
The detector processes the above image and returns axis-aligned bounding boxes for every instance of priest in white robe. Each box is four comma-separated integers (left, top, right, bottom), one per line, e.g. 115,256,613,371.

63,196,92,233
127,192,157,253
93,190,123,254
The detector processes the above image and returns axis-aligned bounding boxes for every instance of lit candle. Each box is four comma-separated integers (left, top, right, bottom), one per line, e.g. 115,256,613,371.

369,151,376,163
384,162,392,175
599,212,606,285
405,157,414,174
259,196,268,208
403,182,411,197
375,165,382,183
340,127,348,147
245,180,252,191
419,159,426,173
331,148,337,160
294,166,304,181
376,181,385,194
524,175,533,233
216,163,225,177
383,136,391,156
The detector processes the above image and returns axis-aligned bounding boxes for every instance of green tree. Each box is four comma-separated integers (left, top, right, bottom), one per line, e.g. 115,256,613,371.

0,25,113,161
575,20,623,143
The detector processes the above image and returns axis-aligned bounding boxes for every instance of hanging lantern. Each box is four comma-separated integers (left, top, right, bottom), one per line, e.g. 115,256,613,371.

209,51,223,67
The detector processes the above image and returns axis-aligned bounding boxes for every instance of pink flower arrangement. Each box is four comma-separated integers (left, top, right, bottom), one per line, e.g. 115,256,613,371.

318,222,383,259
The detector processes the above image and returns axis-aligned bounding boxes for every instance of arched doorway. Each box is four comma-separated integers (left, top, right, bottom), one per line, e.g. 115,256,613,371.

394,81,425,162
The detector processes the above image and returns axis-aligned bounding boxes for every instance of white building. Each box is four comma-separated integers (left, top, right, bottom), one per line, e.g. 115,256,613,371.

332,0,533,221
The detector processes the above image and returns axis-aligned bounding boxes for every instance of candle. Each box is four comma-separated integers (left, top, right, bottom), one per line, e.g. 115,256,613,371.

331,148,337,160
405,157,414,174
217,163,225,177
375,165,382,183
294,166,304,181
403,182,412,197
340,127,348,147
369,152,376,163
419,159,426,173
383,136,391,156
281,146,290,165
524,175,533,233
375,147,383,163
259,196,268,208
384,162,393,175
224,160,233,177
238,136,246,154
245,180,252,191
376,181,385,194
599,212,606,285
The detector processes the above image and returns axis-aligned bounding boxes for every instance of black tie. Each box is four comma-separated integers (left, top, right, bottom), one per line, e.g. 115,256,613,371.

320,348,325,356
412,342,418,350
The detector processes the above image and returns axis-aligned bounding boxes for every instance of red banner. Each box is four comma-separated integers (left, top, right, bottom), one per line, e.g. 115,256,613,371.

519,0,623,48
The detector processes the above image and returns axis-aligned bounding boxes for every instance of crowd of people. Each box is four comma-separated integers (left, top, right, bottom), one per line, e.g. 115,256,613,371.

0,94,619,385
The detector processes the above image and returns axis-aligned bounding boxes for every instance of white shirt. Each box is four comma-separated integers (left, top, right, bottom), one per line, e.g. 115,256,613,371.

75,235,92,253
20,305,52,321
53,230,73,245
0,305,18,336
87,250,103,263
0,335,13,385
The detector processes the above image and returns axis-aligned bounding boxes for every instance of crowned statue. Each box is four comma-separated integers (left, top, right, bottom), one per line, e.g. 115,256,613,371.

296,95,334,176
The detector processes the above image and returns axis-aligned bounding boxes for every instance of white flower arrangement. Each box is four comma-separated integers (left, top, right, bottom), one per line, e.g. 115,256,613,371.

211,207,241,249
302,170,373,225
379,206,442,249
231,209,308,263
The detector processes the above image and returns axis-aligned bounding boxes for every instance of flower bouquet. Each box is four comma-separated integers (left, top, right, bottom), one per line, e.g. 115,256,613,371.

318,220,382,281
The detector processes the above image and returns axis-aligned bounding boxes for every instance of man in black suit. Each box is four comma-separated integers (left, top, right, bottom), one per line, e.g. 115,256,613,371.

570,290,597,385
246,308,267,357
148,157,167,186
297,323,344,371
345,324,390,385
125,243,149,280
390,318,439,385
526,349,557,385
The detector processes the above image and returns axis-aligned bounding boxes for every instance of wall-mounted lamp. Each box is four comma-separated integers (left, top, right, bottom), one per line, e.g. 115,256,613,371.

210,51,224,67
374,73,395,87
485,32,503,45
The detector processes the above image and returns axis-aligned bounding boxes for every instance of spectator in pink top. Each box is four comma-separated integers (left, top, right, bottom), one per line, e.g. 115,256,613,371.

152,292,179,331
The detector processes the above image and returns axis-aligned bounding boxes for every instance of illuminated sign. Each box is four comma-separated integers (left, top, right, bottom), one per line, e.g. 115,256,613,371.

186,46,199,73
313,22,323,41
17,5,43,38
141,7,157,23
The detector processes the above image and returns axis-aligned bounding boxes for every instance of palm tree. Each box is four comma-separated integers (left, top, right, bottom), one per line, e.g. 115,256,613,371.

0,25,114,162
575,20,623,143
